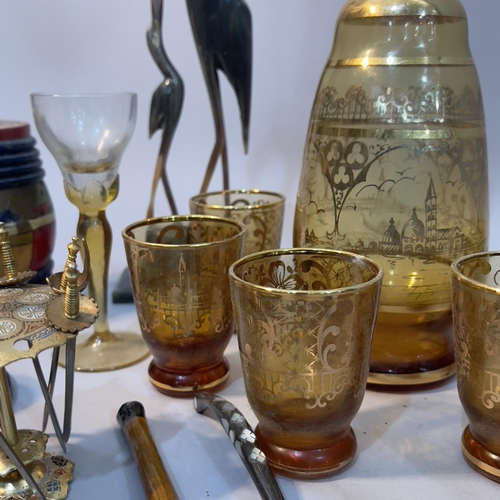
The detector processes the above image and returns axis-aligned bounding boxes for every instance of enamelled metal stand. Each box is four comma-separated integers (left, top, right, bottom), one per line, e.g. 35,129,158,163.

0,225,98,499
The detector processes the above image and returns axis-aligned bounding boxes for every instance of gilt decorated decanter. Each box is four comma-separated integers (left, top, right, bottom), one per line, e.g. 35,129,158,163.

294,0,488,385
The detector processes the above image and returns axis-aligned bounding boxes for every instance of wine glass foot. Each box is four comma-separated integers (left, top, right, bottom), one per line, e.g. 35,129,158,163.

59,331,150,372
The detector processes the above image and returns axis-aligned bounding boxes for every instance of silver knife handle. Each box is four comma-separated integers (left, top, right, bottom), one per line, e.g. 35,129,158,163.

194,392,285,500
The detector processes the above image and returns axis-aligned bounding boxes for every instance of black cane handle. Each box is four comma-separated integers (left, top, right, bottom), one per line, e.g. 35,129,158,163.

117,401,179,500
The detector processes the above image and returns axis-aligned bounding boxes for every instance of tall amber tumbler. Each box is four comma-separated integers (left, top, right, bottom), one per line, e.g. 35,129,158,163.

451,252,500,483
229,249,383,479
123,216,244,395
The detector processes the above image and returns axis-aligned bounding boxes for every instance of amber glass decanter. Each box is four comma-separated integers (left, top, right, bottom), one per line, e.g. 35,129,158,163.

294,0,488,385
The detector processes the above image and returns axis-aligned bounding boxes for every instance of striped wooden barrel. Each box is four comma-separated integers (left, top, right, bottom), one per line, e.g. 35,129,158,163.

0,121,55,282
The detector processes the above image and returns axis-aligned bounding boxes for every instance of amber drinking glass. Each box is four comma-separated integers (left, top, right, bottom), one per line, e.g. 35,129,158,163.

122,215,244,395
229,249,383,479
294,0,488,385
451,252,500,482
31,93,150,372
190,189,285,256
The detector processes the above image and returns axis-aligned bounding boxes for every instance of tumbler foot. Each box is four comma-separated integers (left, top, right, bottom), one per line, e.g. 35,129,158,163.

254,426,356,479
462,425,500,483
148,357,230,396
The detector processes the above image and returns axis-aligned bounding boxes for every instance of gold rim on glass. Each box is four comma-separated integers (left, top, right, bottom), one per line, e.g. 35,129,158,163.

122,215,246,249
338,0,466,20
189,189,285,211
451,251,500,294
229,247,383,297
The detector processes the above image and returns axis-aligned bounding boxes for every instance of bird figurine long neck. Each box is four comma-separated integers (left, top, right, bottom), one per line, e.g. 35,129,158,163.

146,0,184,218
147,0,180,84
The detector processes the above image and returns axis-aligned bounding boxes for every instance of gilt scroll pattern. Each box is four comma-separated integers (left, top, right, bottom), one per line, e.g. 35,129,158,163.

453,258,500,410
237,254,379,410
315,85,484,124
191,195,285,256
126,220,241,339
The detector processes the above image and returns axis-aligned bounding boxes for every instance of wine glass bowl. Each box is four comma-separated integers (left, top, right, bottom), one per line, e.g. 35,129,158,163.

31,93,136,184
31,93,150,371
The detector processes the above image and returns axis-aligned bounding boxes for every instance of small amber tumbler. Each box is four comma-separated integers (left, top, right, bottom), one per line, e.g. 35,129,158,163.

189,189,285,256
451,252,500,482
229,248,383,479
122,215,244,395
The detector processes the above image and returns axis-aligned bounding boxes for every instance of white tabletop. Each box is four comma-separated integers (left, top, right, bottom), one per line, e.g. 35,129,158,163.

6,270,499,500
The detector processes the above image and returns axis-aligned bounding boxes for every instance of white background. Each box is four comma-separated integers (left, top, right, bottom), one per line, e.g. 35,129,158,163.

2,2,500,499
2,0,500,266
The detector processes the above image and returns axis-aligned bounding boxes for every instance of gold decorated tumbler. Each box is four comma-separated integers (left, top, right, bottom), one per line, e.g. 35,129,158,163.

189,189,285,256
229,249,383,478
123,216,244,395
451,252,500,482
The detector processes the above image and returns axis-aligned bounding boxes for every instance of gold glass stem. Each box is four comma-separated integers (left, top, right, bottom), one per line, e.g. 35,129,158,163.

77,210,111,335
0,367,18,445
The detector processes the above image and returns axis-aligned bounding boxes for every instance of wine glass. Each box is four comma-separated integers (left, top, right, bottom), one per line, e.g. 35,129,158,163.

31,93,150,371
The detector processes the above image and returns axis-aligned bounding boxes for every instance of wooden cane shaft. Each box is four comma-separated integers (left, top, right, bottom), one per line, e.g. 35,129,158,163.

121,414,178,500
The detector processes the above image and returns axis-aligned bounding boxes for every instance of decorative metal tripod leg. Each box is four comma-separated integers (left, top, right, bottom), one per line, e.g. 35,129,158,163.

41,338,76,443
63,337,76,443
42,346,60,433
32,357,66,452
43,237,98,444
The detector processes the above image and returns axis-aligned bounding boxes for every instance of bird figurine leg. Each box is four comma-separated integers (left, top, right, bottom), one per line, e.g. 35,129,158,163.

199,66,228,193
147,130,178,218
187,0,252,194
221,138,230,191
